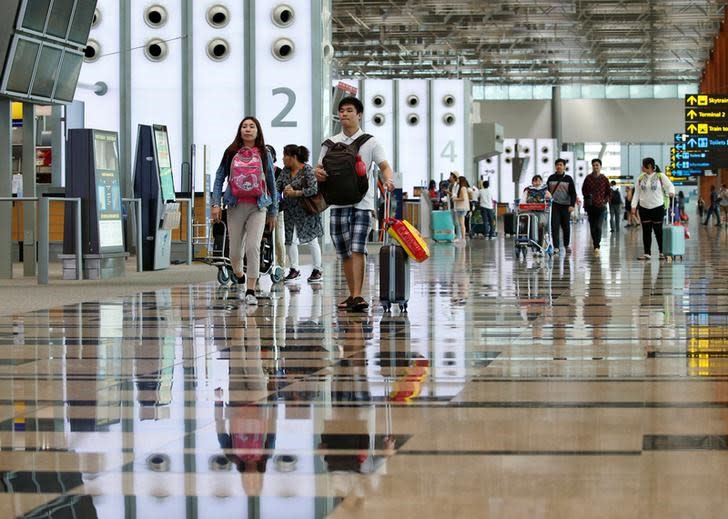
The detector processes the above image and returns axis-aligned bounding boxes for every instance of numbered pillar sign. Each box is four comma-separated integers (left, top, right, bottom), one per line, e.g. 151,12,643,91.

397,79,428,197
130,0,184,190
431,79,468,184
75,0,121,136
193,2,246,191
254,0,330,161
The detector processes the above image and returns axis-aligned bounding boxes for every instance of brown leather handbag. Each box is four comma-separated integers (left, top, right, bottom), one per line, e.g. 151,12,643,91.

301,176,327,214
302,192,328,215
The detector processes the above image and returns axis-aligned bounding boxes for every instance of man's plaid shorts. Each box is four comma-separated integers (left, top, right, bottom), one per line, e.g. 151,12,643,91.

330,207,372,258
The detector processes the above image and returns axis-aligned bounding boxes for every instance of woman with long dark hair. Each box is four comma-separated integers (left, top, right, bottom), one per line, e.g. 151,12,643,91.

211,116,278,305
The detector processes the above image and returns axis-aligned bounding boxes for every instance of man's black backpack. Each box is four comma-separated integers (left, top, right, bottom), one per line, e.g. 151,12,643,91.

319,134,373,206
610,189,622,206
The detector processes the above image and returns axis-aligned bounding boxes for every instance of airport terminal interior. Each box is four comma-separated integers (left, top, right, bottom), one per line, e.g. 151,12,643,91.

2,1,728,518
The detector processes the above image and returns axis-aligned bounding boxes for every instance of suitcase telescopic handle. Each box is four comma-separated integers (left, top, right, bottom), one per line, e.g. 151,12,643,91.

383,190,392,243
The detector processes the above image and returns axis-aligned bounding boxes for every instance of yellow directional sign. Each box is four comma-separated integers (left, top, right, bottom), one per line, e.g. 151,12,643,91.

686,94,728,106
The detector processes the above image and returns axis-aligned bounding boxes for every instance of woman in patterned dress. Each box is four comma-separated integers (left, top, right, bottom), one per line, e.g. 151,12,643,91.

276,145,324,283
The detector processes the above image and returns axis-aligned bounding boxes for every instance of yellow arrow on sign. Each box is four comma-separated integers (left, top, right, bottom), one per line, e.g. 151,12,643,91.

687,109,698,119
687,95,697,105
687,124,698,132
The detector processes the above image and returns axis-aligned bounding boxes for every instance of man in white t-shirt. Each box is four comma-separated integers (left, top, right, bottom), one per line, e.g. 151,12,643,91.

477,180,495,239
315,97,394,313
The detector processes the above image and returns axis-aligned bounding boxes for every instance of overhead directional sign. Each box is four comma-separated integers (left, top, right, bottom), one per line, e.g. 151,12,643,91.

682,95,728,170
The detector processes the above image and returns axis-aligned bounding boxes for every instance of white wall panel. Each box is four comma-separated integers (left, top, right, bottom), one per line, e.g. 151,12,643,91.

361,79,394,166
396,79,428,195
478,156,499,202
130,0,183,190
574,159,588,194
536,138,557,177
75,0,119,135
500,138,516,204
517,137,535,195
559,151,575,178
431,79,465,185
193,2,244,190
254,0,313,161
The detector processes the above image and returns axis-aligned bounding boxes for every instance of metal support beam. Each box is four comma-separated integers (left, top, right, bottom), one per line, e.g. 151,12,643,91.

551,85,562,151
0,99,11,279
243,1,256,116
120,0,132,199
181,0,193,191
50,105,63,187
22,105,36,277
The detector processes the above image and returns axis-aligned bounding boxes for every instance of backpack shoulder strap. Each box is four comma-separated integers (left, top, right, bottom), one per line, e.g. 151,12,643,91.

321,139,335,149
352,134,373,150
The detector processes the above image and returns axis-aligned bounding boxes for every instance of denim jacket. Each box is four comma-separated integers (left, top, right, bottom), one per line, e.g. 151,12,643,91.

211,149,278,216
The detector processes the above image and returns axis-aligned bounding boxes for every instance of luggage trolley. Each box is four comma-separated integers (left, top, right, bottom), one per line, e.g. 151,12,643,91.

514,201,553,260
195,219,236,285
195,218,285,286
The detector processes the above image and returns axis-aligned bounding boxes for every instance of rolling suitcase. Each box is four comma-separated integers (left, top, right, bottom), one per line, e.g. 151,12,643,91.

380,193,410,312
662,198,685,261
469,209,486,238
431,210,456,242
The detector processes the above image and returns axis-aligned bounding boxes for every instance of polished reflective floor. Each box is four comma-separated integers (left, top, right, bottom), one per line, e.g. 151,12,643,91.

2,220,728,518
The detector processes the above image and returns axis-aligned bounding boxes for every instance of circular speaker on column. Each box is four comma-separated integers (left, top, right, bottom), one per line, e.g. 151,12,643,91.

144,5,168,28
207,5,230,28
144,39,168,62
505,157,512,164
271,4,295,27
372,95,385,108
485,157,493,164
541,146,549,154
91,8,101,28
442,94,456,107
541,157,549,163
207,39,230,61
505,146,513,155
83,39,101,63
272,38,295,61
442,113,456,126
209,455,232,471
406,95,419,107
407,113,420,126
146,454,170,472
322,42,334,62
372,113,385,126
521,146,530,154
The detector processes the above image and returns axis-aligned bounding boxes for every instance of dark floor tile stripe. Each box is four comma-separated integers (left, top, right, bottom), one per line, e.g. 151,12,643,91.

643,434,728,450
398,449,642,456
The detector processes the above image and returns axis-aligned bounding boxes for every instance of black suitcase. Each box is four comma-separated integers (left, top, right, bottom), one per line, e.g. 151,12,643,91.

503,212,517,236
379,244,410,313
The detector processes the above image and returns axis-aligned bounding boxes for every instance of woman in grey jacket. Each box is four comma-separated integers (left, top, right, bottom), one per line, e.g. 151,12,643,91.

277,145,324,283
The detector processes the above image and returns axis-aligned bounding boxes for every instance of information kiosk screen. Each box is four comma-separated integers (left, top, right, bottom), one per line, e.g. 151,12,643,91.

93,131,124,251
153,125,176,202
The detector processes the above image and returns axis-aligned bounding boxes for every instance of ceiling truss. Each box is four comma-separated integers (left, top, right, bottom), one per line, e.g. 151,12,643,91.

331,0,725,84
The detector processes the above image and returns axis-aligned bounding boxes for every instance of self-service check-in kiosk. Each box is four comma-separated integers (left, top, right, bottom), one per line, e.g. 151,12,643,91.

133,124,181,271
62,129,128,279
